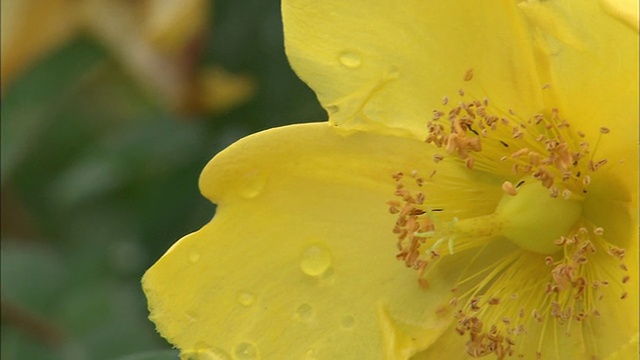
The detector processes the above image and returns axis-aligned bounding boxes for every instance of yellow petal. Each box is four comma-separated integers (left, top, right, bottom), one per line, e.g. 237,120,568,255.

600,0,639,32
283,0,545,138
518,0,639,158
144,123,485,359
606,332,639,360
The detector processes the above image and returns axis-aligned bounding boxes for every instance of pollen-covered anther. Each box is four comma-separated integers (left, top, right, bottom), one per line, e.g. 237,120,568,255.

511,148,529,158
501,181,517,196
465,157,475,169
386,200,401,214
607,246,625,260
456,313,515,360
589,159,608,171
390,78,630,358
432,95,597,194
390,174,446,271
463,68,474,81
512,127,524,139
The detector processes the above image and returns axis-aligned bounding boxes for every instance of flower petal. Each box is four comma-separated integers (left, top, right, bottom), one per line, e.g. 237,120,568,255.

518,0,639,157
282,0,545,138
606,332,639,360
143,123,481,359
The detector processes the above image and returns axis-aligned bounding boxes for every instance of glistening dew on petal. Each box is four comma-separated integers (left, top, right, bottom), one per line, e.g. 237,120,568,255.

143,0,638,358
388,75,631,359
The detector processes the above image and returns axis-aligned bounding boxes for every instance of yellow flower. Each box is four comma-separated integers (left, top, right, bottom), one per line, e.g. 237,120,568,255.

1,0,254,113
142,0,638,359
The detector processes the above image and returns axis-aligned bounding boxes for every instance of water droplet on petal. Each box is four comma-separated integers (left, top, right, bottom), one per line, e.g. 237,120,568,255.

338,51,362,68
238,170,266,199
236,290,256,307
233,342,259,359
295,303,314,321
181,347,231,360
300,244,332,277
340,315,355,329
188,250,201,263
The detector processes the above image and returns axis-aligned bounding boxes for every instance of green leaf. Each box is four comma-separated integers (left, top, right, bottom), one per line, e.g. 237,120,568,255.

1,37,107,182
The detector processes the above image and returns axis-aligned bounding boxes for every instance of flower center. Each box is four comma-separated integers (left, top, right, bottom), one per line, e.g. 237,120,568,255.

388,74,630,358
493,180,583,254
420,181,584,257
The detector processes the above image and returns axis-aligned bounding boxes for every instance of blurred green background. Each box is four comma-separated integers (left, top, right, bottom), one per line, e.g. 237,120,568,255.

0,1,324,359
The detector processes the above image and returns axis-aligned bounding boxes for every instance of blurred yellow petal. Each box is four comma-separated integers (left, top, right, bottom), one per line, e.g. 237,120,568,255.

0,0,78,91
81,0,206,111
283,1,545,137
141,0,209,53
605,332,639,360
197,66,257,114
83,0,253,114
2,0,250,114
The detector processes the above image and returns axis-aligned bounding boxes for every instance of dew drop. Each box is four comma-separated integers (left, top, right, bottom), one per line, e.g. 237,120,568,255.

300,244,332,277
236,290,256,307
238,170,266,199
188,250,201,263
181,347,232,360
340,315,355,329
338,51,362,68
233,342,259,360
295,303,314,321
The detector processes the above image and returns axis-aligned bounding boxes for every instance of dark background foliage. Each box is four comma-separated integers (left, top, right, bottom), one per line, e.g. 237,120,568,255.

0,1,324,359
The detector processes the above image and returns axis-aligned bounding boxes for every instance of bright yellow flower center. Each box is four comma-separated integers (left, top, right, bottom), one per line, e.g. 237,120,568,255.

493,181,583,254
389,76,630,358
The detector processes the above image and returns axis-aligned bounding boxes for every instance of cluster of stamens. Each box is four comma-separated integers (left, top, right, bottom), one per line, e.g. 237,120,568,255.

448,224,630,359
426,79,610,199
388,73,630,358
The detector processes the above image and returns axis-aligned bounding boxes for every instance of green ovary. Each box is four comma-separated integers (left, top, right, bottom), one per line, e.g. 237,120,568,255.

495,183,583,254
450,182,583,255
